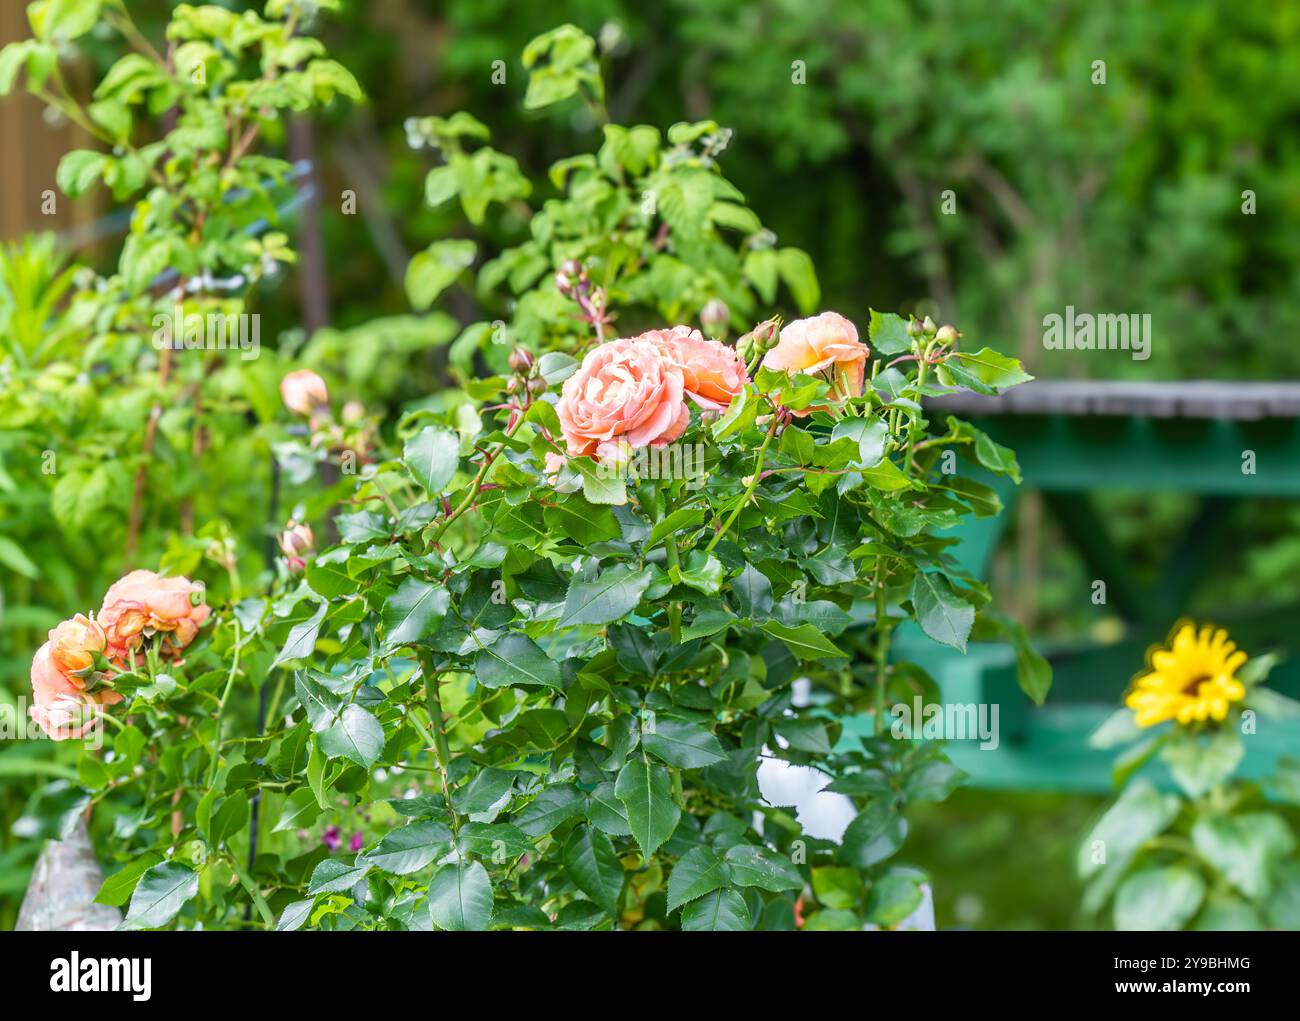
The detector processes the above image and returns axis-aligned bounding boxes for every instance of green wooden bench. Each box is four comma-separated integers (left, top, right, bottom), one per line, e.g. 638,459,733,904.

866,381,1300,792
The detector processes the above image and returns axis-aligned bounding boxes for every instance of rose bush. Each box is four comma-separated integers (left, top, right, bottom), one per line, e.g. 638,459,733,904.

8,14,1049,931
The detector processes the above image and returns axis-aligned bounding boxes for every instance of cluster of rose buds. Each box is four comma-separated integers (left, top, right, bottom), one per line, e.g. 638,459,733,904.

555,259,612,339
907,316,961,347
505,346,547,401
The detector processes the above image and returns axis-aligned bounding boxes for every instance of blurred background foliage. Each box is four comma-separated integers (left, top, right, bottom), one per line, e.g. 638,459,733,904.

2,0,1299,928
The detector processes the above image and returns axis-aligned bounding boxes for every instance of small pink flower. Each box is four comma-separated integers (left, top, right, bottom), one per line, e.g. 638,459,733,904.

349,832,364,853
762,312,870,417
280,369,329,415
323,825,341,852
556,335,689,459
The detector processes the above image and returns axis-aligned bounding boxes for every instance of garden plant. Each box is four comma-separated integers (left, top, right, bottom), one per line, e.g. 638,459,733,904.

1,7,1053,931
1081,623,1300,931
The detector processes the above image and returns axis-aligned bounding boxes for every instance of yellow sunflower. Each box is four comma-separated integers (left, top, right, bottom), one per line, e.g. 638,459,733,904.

1125,623,1247,728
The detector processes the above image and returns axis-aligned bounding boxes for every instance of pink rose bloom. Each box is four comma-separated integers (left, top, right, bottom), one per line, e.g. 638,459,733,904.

280,369,329,415
30,616,122,741
645,326,749,413
761,312,870,416
556,336,689,459
100,570,211,664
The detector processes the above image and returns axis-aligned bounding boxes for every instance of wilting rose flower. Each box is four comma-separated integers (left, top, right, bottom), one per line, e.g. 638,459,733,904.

556,336,689,460
278,520,315,573
280,369,329,415
646,326,749,413
29,616,121,741
761,311,870,416
99,570,211,665
48,613,106,681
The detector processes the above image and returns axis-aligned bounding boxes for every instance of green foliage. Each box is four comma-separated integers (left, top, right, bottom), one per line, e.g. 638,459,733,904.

3,16,1045,931
1082,656,1300,930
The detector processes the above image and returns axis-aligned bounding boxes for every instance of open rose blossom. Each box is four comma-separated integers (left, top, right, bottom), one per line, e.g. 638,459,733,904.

30,615,121,740
557,335,690,460
99,570,211,664
645,325,749,413
761,311,870,416
280,369,329,415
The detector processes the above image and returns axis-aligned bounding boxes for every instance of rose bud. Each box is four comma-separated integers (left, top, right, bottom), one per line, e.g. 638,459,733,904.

280,369,329,416
700,298,729,329
935,324,960,344
341,400,366,425
278,520,315,573
509,347,535,374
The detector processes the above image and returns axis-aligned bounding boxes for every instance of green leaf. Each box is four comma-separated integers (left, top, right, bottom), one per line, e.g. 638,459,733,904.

56,148,105,197
732,564,773,620
272,788,322,833
513,784,585,838
427,860,494,931
0,535,39,578
1114,866,1205,932
559,566,653,627
308,858,370,895
95,853,163,908
642,718,727,769
864,870,924,928
615,760,681,859
943,348,1033,393
474,632,562,689
382,578,450,651
359,820,454,876
405,239,476,311
403,426,460,494
562,825,625,915
1161,729,1243,799
831,417,889,466
667,845,729,911
759,620,845,660
276,898,314,932
776,247,819,314
120,862,198,930
868,310,912,356
840,802,908,868
1191,813,1295,900
318,704,385,768
648,507,706,549
272,602,327,667
911,572,974,652
681,888,751,931
723,844,803,892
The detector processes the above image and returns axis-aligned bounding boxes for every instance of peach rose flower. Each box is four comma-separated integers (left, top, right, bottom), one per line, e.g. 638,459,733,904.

761,312,870,416
557,336,690,460
99,570,211,664
280,369,329,415
30,615,122,741
646,326,749,413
